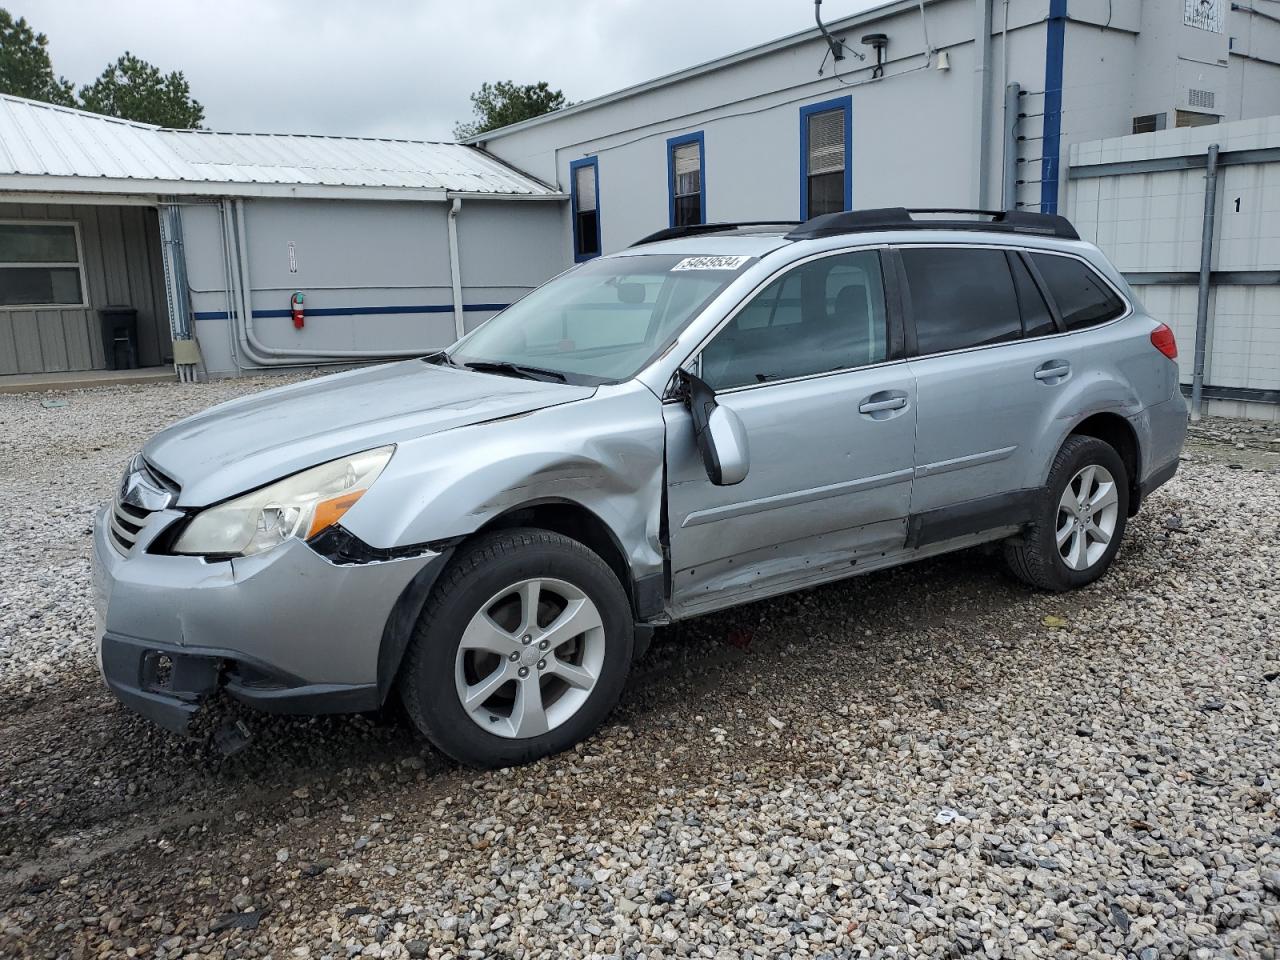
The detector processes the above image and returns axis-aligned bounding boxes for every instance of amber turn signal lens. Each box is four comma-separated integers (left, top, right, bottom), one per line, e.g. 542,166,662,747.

306,489,365,539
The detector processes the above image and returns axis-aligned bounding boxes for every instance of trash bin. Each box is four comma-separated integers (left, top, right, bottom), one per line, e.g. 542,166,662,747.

98,306,139,370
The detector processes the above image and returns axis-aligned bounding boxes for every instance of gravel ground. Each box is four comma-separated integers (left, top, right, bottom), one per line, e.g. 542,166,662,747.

0,377,1277,960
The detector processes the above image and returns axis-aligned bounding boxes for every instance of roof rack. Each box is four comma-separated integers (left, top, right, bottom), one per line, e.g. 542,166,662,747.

785,208,1080,241
631,221,799,247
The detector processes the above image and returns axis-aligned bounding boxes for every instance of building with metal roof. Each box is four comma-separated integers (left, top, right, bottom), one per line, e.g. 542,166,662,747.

0,94,558,199
0,95,562,379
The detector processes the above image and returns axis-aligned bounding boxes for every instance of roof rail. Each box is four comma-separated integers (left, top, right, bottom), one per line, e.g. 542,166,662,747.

631,221,799,247
785,207,1080,241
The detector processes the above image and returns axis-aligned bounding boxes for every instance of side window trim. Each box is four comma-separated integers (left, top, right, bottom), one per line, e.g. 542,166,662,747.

880,248,911,360
886,247,917,358
675,244,898,397
1016,249,1065,332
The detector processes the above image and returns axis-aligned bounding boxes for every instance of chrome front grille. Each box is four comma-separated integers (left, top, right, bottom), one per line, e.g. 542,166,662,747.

109,498,153,553
109,456,178,554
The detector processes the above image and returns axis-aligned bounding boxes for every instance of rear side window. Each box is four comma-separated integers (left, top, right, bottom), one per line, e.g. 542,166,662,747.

1029,253,1125,329
1009,253,1056,338
901,248,1020,355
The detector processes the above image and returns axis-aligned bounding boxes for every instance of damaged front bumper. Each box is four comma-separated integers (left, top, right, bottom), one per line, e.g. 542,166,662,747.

92,505,445,734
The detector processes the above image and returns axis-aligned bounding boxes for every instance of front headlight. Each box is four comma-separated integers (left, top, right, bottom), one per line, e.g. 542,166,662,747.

173,446,394,558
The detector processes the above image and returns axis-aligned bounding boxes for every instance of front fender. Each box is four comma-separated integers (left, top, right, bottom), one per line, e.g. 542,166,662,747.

338,381,668,585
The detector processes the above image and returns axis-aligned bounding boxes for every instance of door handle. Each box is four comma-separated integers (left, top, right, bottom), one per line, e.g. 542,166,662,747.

858,394,908,414
1033,361,1071,382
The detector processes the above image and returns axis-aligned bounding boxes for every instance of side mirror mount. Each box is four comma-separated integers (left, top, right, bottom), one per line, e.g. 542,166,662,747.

682,370,750,486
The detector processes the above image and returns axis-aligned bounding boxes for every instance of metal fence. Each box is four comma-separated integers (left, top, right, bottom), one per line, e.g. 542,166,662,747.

1066,118,1280,421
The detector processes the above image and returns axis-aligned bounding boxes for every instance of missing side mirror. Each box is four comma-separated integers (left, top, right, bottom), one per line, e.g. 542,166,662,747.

682,370,750,486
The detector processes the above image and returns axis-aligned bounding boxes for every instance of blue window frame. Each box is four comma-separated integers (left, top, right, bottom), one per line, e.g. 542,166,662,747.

666,131,706,228
799,96,852,220
570,156,601,262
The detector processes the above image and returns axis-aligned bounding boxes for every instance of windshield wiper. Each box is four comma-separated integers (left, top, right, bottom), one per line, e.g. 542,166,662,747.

462,360,567,383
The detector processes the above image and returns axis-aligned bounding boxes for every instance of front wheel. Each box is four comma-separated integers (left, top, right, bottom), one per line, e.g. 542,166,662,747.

1005,435,1129,592
398,528,634,768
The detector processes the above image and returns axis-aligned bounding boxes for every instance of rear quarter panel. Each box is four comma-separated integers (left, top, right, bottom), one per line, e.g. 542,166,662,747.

1024,309,1181,492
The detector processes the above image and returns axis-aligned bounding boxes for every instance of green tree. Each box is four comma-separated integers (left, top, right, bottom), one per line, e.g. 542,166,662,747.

0,9,76,106
79,52,203,128
454,80,569,139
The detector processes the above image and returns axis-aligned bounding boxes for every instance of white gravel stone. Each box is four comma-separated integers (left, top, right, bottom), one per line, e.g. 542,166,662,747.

0,381,1277,960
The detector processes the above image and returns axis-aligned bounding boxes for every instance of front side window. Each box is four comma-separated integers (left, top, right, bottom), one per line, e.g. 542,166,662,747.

0,222,84,307
700,250,887,390
800,97,851,219
1029,253,1125,329
570,158,600,262
901,247,1021,355
451,253,750,384
668,132,704,228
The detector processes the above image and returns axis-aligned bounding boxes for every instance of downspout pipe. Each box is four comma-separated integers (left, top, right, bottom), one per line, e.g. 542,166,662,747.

1189,143,1220,421
1001,82,1020,210
973,0,994,208
447,197,465,340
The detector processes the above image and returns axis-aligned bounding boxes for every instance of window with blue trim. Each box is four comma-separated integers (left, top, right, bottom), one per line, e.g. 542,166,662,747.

570,157,601,261
799,97,851,219
667,132,705,228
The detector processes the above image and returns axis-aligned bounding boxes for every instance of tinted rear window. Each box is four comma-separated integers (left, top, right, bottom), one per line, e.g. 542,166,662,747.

1030,253,1125,329
901,247,1020,355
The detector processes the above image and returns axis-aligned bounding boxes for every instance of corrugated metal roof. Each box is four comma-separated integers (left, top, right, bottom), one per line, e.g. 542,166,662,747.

0,94,560,200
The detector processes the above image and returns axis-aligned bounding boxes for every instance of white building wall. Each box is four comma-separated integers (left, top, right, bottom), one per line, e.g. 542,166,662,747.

478,0,1280,267
180,196,562,376
477,0,1046,257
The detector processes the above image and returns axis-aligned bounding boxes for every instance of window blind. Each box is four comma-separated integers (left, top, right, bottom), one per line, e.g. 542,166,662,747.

807,109,846,176
574,164,597,212
672,142,701,196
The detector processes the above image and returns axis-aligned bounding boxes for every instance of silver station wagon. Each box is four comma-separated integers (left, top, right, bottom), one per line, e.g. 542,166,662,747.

94,208,1187,767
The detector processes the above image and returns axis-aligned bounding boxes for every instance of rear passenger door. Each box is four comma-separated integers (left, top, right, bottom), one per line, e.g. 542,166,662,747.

898,245,1066,543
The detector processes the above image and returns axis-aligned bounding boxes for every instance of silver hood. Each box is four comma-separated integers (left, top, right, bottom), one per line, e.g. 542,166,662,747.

144,360,595,506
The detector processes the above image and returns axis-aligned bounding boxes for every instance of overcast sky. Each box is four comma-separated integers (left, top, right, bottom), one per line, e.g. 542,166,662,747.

27,0,880,140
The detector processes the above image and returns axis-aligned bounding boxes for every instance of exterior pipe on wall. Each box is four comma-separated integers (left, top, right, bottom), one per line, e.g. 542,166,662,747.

158,201,201,382
227,197,432,367
447,197,465,340
972,0,994,208
1001,82,1020,210
1190,142,1221,421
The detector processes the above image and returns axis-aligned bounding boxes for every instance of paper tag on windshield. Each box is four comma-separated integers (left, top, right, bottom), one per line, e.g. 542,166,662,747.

671,255,753,271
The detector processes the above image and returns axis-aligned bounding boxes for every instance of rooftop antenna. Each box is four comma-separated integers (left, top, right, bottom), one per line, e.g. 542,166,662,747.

814,0,865,65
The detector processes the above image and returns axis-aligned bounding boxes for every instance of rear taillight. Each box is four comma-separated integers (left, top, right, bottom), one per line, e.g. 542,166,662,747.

1150,323,1178,360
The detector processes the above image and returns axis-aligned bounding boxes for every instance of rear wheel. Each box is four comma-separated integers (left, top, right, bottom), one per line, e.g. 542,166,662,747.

398,528,633,768
1005,435,1129,591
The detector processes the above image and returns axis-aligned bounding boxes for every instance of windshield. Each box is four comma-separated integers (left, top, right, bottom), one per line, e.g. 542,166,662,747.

449,253,754,384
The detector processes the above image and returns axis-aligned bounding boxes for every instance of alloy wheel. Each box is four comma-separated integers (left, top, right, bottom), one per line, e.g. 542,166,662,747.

1056,464,1120,571
454,577,606,739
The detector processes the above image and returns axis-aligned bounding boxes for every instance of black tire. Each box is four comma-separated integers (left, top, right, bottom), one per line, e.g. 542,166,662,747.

1004,435,1130,592
398,528,634,768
